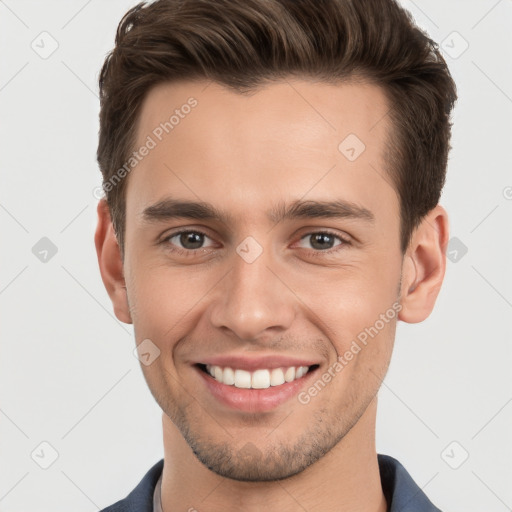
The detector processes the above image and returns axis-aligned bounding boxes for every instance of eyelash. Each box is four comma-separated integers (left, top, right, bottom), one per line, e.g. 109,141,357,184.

159,228,352,258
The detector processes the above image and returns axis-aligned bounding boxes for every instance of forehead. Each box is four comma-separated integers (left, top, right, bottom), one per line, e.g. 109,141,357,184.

127,78,397,228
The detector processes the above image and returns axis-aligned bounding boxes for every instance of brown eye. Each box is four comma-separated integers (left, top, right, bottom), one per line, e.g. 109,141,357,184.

162,230,215,252
297,231,349,252
177,231,205,250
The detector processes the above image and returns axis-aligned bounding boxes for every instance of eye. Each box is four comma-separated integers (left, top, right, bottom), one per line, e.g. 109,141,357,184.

296,230,351,253
159,228,351,258
161,229,215,254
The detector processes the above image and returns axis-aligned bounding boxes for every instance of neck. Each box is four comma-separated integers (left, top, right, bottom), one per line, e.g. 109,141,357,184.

160,397,386,512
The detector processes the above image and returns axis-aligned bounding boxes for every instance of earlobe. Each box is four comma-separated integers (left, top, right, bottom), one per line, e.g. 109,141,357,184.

398,205,450,324
94,199,133,324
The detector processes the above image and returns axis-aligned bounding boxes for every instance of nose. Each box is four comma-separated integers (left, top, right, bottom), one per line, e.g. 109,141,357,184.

208,244,296,341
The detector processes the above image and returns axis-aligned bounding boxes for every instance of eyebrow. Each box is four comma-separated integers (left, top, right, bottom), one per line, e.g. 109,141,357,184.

141,197,375,226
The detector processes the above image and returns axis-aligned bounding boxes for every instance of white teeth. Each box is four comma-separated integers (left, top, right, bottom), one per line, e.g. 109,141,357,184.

234,369,251,388
251,369,271,389
270,368,285,386
223,366,235,385
284,366,296,382
204,364,311,389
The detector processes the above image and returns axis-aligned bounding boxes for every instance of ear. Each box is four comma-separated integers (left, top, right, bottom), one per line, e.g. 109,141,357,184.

94,199,132,324
398,204,449,324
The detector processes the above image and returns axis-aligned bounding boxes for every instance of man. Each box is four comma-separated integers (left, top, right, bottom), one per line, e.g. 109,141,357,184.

94,0,457,510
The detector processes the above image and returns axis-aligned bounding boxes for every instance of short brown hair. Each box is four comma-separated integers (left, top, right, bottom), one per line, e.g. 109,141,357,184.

97,0,457,259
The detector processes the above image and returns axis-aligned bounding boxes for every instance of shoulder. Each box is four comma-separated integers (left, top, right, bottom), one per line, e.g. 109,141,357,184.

100,459,164,512
378,453,442,512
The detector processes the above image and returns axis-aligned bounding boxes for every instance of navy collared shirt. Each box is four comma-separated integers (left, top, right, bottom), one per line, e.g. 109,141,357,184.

100,453,442,511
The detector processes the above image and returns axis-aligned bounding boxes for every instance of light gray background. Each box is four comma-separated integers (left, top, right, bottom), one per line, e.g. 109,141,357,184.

1,0,511,510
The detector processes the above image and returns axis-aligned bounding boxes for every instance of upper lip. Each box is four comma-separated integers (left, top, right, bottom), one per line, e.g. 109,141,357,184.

196,354,320,372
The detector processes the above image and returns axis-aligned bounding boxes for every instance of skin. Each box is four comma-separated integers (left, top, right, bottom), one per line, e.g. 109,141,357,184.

95,78,449,512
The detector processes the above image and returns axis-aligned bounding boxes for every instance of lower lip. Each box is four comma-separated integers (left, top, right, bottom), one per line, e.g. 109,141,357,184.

195,365,319,413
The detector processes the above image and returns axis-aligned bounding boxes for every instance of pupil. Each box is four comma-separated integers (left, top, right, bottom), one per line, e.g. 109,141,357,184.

311,233,333,250
181,232,203,249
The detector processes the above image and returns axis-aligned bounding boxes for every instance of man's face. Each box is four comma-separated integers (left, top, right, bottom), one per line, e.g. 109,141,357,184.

123,79,403,481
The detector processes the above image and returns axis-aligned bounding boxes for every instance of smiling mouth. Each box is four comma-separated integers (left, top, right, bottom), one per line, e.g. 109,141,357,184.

196,363,320,390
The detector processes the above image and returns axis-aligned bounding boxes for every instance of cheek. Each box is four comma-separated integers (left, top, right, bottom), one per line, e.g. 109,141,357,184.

294,263,400,358
126,236,401,348
323,296,398,363
127,261,216,348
